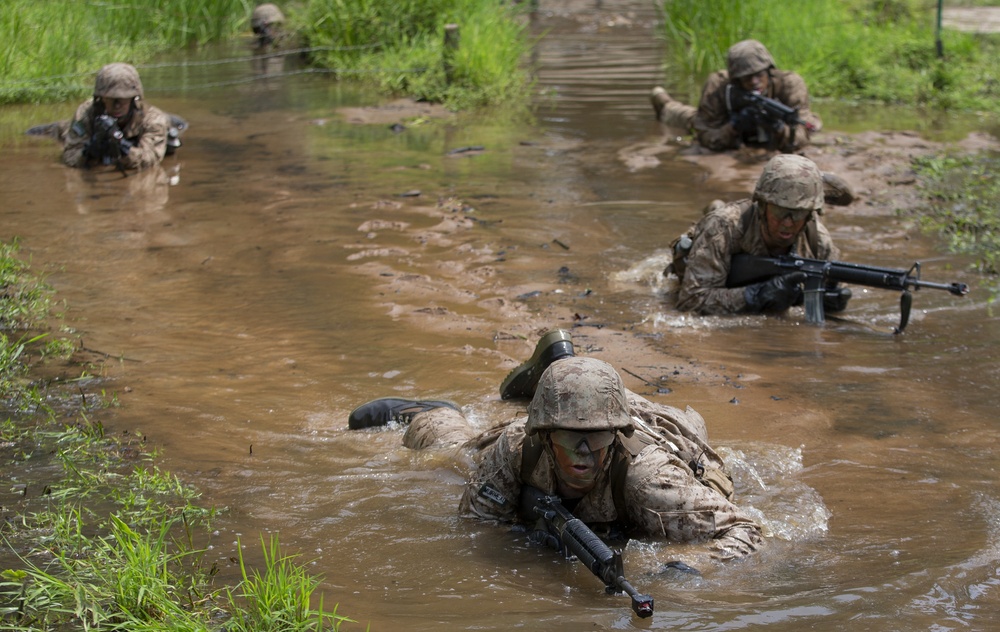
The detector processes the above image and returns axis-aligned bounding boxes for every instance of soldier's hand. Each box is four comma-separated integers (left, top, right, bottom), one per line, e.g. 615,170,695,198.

743,272,807,313
823,285,852,313
118,138,133,156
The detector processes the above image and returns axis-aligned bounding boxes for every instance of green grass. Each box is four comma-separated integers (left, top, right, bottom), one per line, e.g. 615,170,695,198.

0,239,357,630
911,151,1000,299
0,0,533,109
299,0,534,109
655,0,1000,113
0,0,253,104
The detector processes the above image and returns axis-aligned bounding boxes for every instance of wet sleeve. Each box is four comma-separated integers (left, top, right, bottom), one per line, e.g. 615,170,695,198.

774,71,822,150
676,213,748,314
61,102,93,168
458,425,523,523
623,446,763,560
119,108,168,170
692,73,741,151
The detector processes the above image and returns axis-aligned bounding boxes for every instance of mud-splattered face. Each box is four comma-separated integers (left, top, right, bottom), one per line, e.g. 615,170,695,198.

547,429,616,493
739,69,769,93
101,96,133,120
762,202,811,252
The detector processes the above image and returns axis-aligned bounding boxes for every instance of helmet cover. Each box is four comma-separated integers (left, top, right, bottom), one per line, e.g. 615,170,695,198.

525,357,634,436
727,39,776,79
753,154,825,211
93,63,143,100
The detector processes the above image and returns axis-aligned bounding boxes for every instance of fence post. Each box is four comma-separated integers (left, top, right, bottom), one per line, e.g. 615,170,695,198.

444,23,460,84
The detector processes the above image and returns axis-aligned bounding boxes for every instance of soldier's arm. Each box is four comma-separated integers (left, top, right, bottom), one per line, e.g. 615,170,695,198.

119,107,168,170
61,102,94,168
773,71,822,150
623,446,763,561
676,214,749,314
692,72,742,151
458,425,523,523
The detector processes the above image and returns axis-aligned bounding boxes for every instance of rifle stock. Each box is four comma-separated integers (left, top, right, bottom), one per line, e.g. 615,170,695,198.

519,485,654,618
727,253,970,333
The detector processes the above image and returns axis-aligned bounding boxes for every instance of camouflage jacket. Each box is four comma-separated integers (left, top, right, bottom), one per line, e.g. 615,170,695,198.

459,391,763,560
62,100,168,170
693,69,822,152
675,199,839,315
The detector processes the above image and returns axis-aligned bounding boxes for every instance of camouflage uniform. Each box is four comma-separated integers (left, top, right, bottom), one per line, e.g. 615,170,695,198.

655,39,821,153
252,3,287,48
674,199,838,314
404,357,763,560
670,154,839,315
62,63,169,171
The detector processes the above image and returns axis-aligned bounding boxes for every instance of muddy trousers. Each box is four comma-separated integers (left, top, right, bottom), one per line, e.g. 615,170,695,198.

655,95,697,131
403,406,477,450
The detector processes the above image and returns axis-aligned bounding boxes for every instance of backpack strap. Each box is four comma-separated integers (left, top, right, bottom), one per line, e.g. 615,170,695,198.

520,433,545,483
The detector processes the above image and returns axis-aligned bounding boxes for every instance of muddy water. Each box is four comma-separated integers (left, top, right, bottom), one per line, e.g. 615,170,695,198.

3,2,1000,630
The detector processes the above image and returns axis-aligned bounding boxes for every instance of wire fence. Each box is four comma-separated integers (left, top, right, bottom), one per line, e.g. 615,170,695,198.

0,44,425,94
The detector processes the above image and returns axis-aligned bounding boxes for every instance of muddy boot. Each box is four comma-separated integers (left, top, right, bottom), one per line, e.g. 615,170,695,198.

822,171,855,206
499,329,575,400
348,398,461,429
651,86,669,122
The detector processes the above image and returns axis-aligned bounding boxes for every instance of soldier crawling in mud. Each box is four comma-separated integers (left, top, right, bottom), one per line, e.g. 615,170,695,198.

666,153,852,316
651,39,820,154
61,63,180,171
348,329,763,563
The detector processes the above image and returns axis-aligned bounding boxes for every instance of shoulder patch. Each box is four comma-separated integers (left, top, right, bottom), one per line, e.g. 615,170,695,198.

477,482,509,507
71,120,86,137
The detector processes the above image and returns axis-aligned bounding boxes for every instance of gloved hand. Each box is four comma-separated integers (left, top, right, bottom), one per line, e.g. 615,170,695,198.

118,137,133,155
730,107,759,134
823,285,852,313
743,272,807,313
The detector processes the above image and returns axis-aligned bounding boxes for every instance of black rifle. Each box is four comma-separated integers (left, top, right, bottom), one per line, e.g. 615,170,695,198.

85,114,131,175
727,253,970,333
519,485,654,618
739,90,816,132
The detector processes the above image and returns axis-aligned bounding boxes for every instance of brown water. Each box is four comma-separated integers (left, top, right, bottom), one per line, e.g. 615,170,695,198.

2,3,999,630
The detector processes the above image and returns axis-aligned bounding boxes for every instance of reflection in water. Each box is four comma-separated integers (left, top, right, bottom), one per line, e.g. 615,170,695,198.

1,0,999,629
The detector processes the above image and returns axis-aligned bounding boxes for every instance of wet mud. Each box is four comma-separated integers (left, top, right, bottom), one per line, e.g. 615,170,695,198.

2,1,1000,630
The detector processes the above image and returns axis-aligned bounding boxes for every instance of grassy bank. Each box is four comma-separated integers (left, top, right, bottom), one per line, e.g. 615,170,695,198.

912,152,1000,300
0,0,533,110
0,0,252,104
297,0,533,109
656,0,1000,114
0,241,352,630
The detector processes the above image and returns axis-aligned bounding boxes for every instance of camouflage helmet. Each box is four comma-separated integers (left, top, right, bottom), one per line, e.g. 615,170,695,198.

727,39,776,79
252,3,285,29
93,63,143,100
524,357,634,436
753,154,825,211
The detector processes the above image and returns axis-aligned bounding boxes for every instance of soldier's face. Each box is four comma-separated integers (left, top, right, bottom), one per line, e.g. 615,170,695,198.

548,430,615,493
101,97,132,120
762,203,811,251
739,70,769,94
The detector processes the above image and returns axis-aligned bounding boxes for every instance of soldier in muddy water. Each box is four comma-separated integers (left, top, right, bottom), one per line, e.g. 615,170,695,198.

348,329,764,565
27,63,185,171
651,39,820,155
664,153,852,317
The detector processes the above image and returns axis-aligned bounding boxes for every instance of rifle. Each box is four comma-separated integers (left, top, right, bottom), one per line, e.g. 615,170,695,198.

739,90,816,132
519,485,654,618
727,253,970,333
85,114,132,174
